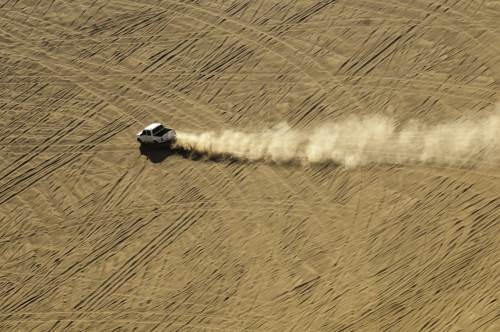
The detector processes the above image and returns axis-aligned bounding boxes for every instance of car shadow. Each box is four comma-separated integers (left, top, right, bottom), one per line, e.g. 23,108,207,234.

139,143,306,167
139,143,308,168
139,143,175,163
139,143,198,163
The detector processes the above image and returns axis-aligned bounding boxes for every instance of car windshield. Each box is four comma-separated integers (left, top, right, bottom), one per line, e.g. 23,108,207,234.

152,125,168,136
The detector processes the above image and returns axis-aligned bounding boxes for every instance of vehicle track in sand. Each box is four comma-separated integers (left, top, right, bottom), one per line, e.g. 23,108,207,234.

0,0,499,331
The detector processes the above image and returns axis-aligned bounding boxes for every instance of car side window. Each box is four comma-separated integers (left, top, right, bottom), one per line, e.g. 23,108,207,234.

141,130,147,136
145,130,151,136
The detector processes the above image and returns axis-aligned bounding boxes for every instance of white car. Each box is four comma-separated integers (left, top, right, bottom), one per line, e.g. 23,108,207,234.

137,123,176,145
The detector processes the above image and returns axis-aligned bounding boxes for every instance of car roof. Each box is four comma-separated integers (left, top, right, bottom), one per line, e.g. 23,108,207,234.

144,123,162,130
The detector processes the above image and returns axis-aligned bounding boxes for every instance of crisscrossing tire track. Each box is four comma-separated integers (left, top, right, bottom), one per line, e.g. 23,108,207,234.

1,1,499,331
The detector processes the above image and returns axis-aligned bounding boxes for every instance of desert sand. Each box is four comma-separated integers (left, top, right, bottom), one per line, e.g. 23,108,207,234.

0,0,499,331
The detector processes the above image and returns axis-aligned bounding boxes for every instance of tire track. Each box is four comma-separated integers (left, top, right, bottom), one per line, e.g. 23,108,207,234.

0,119,132,205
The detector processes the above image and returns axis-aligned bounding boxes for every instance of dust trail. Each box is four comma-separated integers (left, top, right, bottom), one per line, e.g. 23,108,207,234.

174,111,500,168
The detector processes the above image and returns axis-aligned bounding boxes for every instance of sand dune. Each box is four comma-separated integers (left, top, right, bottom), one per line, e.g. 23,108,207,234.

0,0,499,331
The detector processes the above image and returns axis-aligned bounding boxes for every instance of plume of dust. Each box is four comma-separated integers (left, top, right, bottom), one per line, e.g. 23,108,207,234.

174,110,500,168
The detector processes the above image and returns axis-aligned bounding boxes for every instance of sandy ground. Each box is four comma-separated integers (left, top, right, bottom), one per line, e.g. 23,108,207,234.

1,0,500,331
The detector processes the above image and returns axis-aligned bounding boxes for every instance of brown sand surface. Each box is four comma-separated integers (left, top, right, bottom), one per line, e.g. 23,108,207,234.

1,1,499,330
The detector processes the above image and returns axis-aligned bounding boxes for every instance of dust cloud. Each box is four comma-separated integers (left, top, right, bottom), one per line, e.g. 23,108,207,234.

175,109,500,168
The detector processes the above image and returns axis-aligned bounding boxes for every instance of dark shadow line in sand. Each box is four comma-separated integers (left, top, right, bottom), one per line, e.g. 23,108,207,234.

138,143,321,168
